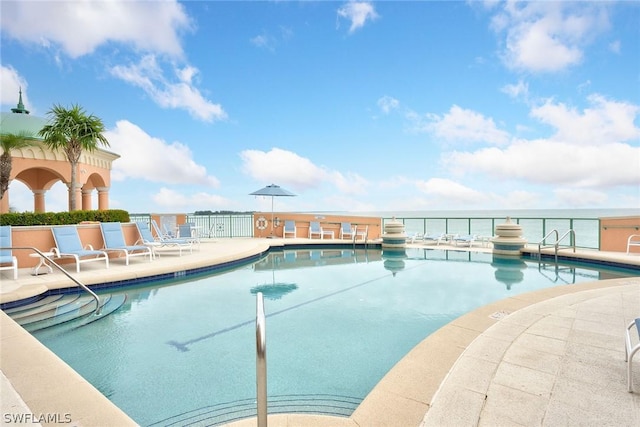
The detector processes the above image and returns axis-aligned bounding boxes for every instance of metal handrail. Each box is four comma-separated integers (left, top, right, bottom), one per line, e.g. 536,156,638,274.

537,229,559,259
557,229,576,255
256,292,267,427
2,246,102,315
536,229,576,263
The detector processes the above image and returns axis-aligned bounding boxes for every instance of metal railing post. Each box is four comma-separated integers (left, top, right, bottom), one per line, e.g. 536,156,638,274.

256,292,267,427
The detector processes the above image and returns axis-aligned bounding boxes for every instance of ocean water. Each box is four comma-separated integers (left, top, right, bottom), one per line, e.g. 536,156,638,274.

342,208,638,220
358,208,639,249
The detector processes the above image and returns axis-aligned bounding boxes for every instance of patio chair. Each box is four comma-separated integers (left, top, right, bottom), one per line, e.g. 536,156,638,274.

51,226,109,272
340,222,356,240
625,318,640,392
178,223,200,249
423,233,445,246
0,225,18,279
283,220,296,238
355,225,368,241
453,234,476,247
142,220,193,256
309,221,333,239
627,234,640,254
100,222,153,265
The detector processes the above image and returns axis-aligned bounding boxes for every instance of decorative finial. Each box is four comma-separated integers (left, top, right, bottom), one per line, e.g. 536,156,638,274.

10,88,30,114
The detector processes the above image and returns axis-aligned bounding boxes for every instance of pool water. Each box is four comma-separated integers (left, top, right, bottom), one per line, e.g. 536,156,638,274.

32,248,637,425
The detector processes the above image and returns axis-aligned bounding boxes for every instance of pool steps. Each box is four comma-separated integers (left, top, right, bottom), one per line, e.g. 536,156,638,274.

147,394,361,426
3,293,127,333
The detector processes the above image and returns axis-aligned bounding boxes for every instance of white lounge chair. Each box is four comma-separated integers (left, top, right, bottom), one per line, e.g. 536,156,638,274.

283,220,296,238
0,225,18,279
627,234,640,254
355,225,368,241
625,318,640,392
51,226,109,272
100,222,152,265
309,221,333,239
453,234,476,247
340,222,356,240
178,223,200,249
423,233,445,245
135,221,193,257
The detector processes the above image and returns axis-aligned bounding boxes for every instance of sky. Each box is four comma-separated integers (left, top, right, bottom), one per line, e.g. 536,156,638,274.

1,0,639,214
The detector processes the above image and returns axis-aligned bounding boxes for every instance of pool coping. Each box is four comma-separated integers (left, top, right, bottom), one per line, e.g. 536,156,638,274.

1,239,639,426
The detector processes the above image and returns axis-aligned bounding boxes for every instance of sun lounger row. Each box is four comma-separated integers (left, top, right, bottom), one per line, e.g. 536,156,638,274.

406,232,492,247
284,220,368,240
0,221,196,278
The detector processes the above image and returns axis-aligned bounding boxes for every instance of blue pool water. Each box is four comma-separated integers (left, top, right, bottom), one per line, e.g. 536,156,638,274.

31,248,638,425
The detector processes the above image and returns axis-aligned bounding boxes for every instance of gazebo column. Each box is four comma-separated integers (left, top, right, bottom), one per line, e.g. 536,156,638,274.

33,190,46,213
82,189,93,211
97,187,109,211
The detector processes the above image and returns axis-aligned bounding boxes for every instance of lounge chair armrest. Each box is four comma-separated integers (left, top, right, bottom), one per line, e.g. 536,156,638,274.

84,244,95,250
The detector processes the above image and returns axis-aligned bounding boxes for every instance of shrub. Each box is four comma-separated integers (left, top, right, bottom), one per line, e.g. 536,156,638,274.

0,209,130,226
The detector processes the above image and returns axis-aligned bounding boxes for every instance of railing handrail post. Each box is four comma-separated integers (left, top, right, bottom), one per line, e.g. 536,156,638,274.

256,292,267,427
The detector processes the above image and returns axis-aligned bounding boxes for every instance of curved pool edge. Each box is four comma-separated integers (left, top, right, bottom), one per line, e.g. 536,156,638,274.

222,276,640,427
1,239,639,426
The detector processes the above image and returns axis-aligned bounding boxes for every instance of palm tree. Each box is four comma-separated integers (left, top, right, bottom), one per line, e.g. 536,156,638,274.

38,104,109,211
0,131,36,200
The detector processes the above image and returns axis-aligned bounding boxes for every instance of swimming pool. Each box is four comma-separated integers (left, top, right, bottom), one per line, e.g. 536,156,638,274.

30,248,638,426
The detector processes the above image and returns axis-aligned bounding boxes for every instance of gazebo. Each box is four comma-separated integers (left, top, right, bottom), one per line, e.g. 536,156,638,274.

0,91,119,213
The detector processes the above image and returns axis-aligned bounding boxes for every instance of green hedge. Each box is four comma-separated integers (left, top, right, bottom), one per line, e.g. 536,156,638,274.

0,209,130,226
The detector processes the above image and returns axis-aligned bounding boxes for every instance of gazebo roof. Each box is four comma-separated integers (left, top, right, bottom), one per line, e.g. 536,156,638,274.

0,89,47,139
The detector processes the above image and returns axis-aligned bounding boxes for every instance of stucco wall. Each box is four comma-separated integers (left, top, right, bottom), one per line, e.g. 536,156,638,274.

8,223,142,269
600,216,640,253
252,212,382,239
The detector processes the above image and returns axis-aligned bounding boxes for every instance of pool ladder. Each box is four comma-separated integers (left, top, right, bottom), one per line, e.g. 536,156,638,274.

256,292,267,427
1,246,102,315
537,229,576,263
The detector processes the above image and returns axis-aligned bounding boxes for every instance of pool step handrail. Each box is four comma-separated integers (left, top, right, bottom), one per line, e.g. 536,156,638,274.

536,229,576,263
2,246,102,316
537,229,559,259
256,292,267,427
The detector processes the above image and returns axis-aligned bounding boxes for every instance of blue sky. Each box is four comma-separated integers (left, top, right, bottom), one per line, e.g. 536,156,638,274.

1,1,639,214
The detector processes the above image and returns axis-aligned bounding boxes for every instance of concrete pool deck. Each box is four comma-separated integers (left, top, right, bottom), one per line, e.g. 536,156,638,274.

1,238,639,426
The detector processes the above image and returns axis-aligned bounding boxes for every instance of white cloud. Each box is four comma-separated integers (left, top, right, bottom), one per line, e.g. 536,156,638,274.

0,1,191,58
491,2,610,72
530,94,640,145
337,1,379,33
377,96,399,114
110,55,227,122
0,65,30,108
415,178,488,206
501,80,529,101
240,148,368,195
554,188,608,207
444,139,640,188
250,34,274,51
105,120,220,187
152,188,235,211
419,105,511,145
608,40,621,54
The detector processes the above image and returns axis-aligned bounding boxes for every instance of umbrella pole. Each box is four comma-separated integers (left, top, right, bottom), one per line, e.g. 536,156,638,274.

271,196,274,236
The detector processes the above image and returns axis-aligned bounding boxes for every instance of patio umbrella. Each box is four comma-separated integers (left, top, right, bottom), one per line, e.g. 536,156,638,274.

250,184,296,236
